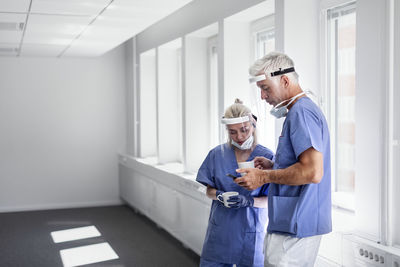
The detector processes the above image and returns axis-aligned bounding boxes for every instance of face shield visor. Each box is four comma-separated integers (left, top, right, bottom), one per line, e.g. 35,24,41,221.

248,68,295,150
248,67,321,149
220,115,256,151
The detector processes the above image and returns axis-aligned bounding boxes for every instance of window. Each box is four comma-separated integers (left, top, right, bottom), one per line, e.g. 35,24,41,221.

256,29,275,58
157,39,183,164
139,49,157,159
183,24,219,174
251,15,276,151
327,3,356,211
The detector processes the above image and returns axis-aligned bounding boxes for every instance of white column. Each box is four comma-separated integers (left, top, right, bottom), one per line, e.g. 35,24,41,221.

354,0,391,242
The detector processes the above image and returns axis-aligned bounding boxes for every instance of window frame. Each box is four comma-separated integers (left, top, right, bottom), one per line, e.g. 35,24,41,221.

207,35,220,148
325,2,356,212
249,15,277,150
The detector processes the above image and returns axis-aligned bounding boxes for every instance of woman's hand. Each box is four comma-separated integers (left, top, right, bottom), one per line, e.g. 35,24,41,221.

254,156,274,170
227,194,254,208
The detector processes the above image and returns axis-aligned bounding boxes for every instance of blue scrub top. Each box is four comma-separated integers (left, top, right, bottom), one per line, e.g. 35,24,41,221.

268,96,332,238
197,143,274,266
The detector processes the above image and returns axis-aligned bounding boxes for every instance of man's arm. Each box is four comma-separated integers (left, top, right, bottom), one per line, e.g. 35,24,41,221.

235,147,323,190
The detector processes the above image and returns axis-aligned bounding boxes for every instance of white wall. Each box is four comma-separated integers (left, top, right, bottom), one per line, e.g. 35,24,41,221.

0,45,127,212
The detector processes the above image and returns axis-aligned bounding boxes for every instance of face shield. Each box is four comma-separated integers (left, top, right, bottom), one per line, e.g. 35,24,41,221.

211,114,256,180
248,69,292,150
249,67,320,149
220,115,255,151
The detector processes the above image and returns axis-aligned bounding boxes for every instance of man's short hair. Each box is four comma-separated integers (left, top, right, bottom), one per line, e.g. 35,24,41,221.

249,51,299,83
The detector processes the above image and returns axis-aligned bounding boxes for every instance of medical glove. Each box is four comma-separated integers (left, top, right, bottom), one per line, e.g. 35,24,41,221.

216,190,224,203
227,194,254,208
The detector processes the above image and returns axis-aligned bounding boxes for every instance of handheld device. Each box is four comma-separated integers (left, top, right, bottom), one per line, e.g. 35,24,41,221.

226,173,240,180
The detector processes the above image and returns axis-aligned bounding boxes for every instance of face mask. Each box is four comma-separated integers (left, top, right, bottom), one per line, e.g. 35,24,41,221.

231,135,254,150
270,91,306,119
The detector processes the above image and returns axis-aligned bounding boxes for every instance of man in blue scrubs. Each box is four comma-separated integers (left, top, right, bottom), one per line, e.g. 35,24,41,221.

235,52,331,267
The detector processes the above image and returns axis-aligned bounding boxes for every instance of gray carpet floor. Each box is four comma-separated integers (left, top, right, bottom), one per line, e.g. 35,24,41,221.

0,205,200,267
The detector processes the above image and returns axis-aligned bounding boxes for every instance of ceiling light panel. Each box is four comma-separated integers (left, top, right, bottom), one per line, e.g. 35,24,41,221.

30,0,111,16
87,6,162,38
23,35,77,46
0,44,19,56
0,13,26,43
20,43,67,57
102,0,192,24
105,1,173,17
109,0,192,15
0,31,23,44
0,0,194,57
23,14,92,44
0,0,31,13
97,0,193,34
0,13,27,24
63,0,192,57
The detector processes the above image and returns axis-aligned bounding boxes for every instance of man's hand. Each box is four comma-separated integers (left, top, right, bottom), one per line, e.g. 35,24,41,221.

254,156,274,170
235,168,267,190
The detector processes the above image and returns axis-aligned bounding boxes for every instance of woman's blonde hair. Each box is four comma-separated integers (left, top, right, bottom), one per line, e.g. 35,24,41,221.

223,99,257,145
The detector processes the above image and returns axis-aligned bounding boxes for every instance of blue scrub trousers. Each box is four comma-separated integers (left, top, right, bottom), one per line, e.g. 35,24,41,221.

200,258,264,267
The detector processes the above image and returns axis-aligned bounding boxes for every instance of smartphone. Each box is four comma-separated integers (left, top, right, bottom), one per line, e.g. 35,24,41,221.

226,173,240,180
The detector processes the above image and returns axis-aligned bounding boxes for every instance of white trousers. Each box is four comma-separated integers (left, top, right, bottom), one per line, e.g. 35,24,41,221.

264,233,322,267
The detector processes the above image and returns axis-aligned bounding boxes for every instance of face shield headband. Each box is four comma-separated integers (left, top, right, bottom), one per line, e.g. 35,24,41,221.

221,116,249,125
220,114,257,125
248,67,295,83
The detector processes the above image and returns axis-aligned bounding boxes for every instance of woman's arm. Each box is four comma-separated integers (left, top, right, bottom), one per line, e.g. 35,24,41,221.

253,196,268,208
207,185,267,208
206,185,218,200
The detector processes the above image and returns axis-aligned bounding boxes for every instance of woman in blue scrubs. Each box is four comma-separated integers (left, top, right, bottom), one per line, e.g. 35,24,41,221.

196,99,274,267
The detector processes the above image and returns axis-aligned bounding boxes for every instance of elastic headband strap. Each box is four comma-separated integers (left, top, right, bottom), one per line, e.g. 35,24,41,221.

248,67,295,83
221,116,250,125
270,67,295,77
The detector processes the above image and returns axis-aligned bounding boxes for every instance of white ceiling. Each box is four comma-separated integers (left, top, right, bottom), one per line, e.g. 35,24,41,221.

0,0,193,57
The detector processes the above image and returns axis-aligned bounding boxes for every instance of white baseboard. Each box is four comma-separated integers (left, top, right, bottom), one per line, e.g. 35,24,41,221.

0,199,123,213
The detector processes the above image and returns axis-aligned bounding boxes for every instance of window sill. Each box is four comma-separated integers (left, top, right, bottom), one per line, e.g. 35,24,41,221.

135,156,158,165
119,154,208,201
133,157,197,180
332,191,355,212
